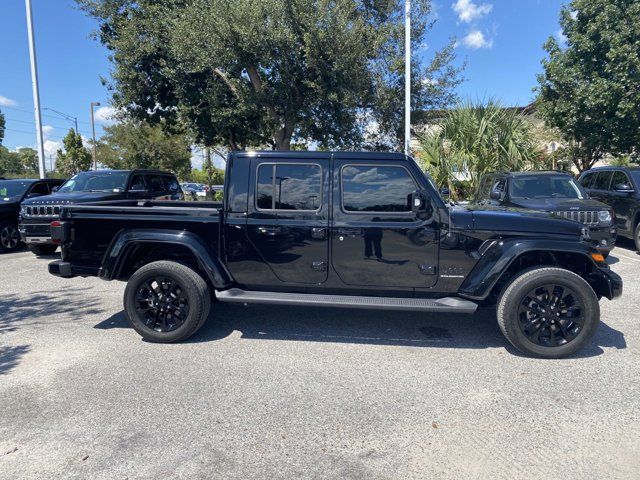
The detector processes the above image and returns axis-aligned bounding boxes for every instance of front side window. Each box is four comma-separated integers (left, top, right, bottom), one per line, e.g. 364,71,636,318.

510,176,584,199
129,175,147,191
591,171,612,190
610,171,631,190
580,173,594,188
147,175,164,192
342,165,416,212
256,163,322,211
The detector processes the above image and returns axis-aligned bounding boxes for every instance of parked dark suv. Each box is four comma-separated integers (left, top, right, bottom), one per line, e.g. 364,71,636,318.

0,178,65,253
579,166,640,251
19,169,183,255
473,171,616,254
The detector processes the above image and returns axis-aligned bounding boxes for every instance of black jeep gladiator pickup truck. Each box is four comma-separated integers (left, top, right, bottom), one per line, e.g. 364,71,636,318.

49,151,622,358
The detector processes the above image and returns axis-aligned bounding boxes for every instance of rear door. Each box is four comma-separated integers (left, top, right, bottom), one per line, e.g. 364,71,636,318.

245,156,330,284
146,174,170,200
587,170,613,204
609,171,635,234
331,157,439,288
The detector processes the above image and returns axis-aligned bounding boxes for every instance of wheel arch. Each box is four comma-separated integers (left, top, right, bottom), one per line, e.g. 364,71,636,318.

100,228,232,288
459,238,614,302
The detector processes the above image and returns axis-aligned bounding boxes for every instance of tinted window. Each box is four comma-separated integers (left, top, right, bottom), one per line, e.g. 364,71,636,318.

510,176,583,199
610,171,631,190
591,171,612,190
129,175,147,190
342,165,416,212
580,173,594,188
147,175,164,192
164,176,181,194
256,163,322,211
29,182,50,196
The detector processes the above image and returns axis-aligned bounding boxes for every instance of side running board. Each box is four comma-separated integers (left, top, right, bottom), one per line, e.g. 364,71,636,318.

216,288,478,314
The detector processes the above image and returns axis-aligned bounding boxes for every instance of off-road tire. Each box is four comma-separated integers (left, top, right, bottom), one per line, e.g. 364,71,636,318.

497,267,600,359
124,260,211,343
634,222,640,253
28,244,58,256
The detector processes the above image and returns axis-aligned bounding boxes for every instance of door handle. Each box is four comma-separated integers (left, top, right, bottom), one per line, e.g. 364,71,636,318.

257,226,281,236
336,228,362,237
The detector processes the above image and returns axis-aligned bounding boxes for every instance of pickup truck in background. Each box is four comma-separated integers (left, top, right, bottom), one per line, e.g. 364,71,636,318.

48,151,622,358
20,169,183,256
472,171,617,255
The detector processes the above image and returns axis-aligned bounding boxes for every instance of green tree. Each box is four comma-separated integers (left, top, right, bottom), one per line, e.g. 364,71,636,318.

78,0,463,151
537,0,640,172
0,108,5,145
56,129,92,177
0,146,22,176
418,100,540,198
17,148,39,175
97,120,192,179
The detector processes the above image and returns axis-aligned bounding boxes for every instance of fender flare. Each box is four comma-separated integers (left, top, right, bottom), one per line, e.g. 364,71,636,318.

458,237,601,300
100,228,232,288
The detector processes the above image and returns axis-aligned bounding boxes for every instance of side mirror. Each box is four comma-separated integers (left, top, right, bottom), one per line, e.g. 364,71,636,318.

489,189,502,200
51,186,60,193
25,193,41,199
411,191,432,217
439,187,450,199
614,183,634,193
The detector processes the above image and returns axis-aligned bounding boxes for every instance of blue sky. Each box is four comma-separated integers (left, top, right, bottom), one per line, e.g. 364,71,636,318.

0,0,566,161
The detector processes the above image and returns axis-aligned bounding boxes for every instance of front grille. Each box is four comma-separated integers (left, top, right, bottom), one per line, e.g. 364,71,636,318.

24,204,62,218
552,210,600,226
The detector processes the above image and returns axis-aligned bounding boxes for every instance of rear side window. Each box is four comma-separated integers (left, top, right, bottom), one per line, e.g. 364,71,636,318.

256,163,322,211
591,171,612,190
580,173,594,188
341,165,417,212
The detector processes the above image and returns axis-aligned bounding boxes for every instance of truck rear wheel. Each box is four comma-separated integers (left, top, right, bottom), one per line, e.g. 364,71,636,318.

497,267,600,359
123,260,211,343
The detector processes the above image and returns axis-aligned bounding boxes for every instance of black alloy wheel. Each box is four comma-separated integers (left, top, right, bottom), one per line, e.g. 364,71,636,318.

517,284,584,347
0,222,21,252
123,260,211,343
134,276,190,333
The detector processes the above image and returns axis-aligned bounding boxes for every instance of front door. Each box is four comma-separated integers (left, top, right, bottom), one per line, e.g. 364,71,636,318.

245,157,330,284
331,158,439,288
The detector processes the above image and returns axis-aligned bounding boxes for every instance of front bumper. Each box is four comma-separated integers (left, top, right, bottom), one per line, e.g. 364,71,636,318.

19,221,55,245
591,267,623,300
589,226,617,254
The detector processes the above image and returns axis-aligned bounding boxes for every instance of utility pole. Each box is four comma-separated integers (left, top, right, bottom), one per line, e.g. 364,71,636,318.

90,101,100,169
404,0,411,156
25,0,46,179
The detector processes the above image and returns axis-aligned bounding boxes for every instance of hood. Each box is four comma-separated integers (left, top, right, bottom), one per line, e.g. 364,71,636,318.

21,191,126,205
508,197,609,212
1,196,22,207
451,204,584,237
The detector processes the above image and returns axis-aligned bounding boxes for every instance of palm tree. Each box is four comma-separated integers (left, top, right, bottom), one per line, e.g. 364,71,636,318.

418,100,540,198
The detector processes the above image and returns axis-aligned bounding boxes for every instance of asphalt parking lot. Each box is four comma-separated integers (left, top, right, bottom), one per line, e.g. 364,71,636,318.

1,245,639,480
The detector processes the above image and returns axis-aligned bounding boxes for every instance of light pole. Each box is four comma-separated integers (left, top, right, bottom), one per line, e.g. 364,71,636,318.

25,0,46,179
90,101,100,170
404,0,411,156
44,107,78,134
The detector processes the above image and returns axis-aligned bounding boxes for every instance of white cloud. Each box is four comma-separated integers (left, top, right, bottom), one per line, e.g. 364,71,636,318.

93,106,118,124
555,28,568,46
0,95,18,107
461,30,493,49
42,125,55,138
452,0,492,23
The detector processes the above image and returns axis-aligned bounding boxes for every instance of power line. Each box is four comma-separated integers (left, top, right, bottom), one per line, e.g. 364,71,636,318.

4,116,91,135
0,104,93,125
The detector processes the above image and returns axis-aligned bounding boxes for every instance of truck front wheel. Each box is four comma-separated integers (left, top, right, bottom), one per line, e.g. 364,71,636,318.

123,260,211,343
497,267,600,358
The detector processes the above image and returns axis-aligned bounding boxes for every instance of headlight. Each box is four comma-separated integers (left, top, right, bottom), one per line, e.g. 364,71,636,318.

598,211,612,223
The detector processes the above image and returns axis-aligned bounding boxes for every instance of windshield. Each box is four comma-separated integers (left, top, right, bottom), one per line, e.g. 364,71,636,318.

510,176,584,199
630,171,640,188
0,180,32,199
58,171,129,193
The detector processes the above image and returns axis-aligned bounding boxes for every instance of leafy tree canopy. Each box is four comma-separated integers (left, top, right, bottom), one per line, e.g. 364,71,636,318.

56,129,92,177
97,120,192,179
78,0,463,151
0,108,5,145
537,0,640,171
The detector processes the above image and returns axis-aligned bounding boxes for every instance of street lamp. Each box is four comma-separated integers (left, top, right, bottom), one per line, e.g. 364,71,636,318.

90,101,100,170
44,107,78,133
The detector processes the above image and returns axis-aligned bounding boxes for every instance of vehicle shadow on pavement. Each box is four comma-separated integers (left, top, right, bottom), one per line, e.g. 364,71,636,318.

96,303,626,358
